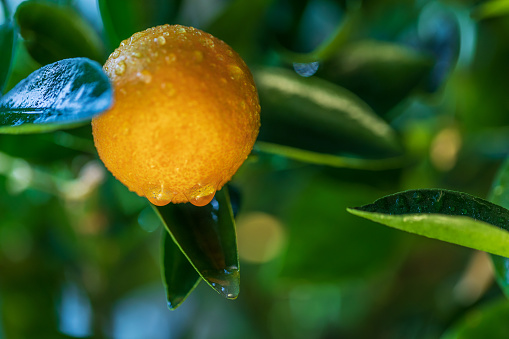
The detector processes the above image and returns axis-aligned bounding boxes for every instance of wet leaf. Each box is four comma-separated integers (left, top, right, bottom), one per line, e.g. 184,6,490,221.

441,299,509,339
318,40,434,114
152,187,240,299
0,21,15,93
488,157,509,298
161,231,201,310
254,141,405,170
348,189,509,257
0,57,113,133
15,1,104,65
254,67,402,158
98,0,182,50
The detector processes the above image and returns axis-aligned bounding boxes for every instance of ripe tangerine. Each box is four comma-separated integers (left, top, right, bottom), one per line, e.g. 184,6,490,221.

92,25,260,206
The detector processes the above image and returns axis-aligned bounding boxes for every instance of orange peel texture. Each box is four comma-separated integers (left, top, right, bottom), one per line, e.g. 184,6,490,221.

92,25,260,206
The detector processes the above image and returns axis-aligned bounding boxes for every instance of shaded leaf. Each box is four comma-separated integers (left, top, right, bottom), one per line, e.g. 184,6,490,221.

0,57,112,133
488,157,509,298
15,1,104,65
348,189,509,257
318,40,434,114
161,230,201,310
2,37,41,93
441,299,509,339
152,187,240,299
0,21,15,93
472,0,509,20
254,67,402,158
254,141,405,170
98,0,182,50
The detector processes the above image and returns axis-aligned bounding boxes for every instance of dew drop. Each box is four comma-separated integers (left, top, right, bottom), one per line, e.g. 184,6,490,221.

145,184,174,206
111,50,120,59
163,31,170,37
115,61,126,76
138,70,152,84
156,36,166,45
165,53,176,64
188,185,216,207
193,50,203,62
228,65,244,80
201,37,214,48
177,26,186,34
132,51,142,58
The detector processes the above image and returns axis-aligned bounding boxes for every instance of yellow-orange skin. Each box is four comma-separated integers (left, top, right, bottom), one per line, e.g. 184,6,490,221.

92,25,260,206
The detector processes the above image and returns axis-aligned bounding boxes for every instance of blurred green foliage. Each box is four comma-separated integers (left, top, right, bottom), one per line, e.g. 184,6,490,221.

1,0,509,338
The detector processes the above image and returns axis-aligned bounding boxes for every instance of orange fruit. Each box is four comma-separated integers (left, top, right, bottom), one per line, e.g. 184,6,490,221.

92,25,260,206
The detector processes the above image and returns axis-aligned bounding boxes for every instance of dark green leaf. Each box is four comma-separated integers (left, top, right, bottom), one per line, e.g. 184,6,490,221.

488,157,509,298
98,0,182,50
15,1,104,65
0,57,112,133
318,40,434,114
254,67,402,158
0,21,15,93
348,189,509,257
206,0,273,63
2,37,41,93
254,141,405,170
152,187,240,299
161,230,201,310
441,299,509,339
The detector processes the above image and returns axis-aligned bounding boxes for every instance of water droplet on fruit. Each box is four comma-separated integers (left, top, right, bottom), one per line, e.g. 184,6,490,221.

111,50,120,59
115,61,126,76
145,184,174,206
201,37,214,48
138,70,152,84
188,185,216,206
177,26,186,34
132,52,141,58
193,50,203,62
157,36,166,45
228,65,243,80
165,53,176,64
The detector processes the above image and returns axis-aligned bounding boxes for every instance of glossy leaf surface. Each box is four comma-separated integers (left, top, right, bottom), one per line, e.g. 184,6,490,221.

0,57,112,133
254,141,405,170
153,188,240,299
161,231,201,310
348,189,509,257
441,299,509,339
0,21,15,93
254,67,402,158
15,1,104,65
488,157,509,298
98,0,182,50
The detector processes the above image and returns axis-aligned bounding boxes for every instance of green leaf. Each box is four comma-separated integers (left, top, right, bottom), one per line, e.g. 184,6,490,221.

206,0,273,63
472,0,509,20
441,299,509,339
488,157,509,298
317,40,434,114
348,189,509,257
161,230,201,310
0,57,113,133
2,37,41,93
254,141,405,170
275,7,361,64
0,21,15,93
254,67,402,158
15,1,104,65
98,0,182,50
152,187,240,299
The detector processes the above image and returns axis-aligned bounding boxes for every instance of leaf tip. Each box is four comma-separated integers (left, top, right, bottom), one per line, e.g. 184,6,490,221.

203,267,240,300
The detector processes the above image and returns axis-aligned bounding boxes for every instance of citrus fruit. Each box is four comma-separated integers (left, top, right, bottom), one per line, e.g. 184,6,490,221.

92,25,260,207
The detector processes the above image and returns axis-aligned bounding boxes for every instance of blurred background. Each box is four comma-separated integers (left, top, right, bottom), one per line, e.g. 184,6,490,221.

1,0,509,338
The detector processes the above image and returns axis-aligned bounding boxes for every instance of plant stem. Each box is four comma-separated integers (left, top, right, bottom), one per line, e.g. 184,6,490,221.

0,0,10,20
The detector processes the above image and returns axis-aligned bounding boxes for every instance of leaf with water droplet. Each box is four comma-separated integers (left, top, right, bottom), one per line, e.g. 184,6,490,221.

488,158,509,298
0,57,113,133
15,1,104,65
254,67,403,158
0,21,16,94
161,230,201,310
152,187,240,300
347,189,509,257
